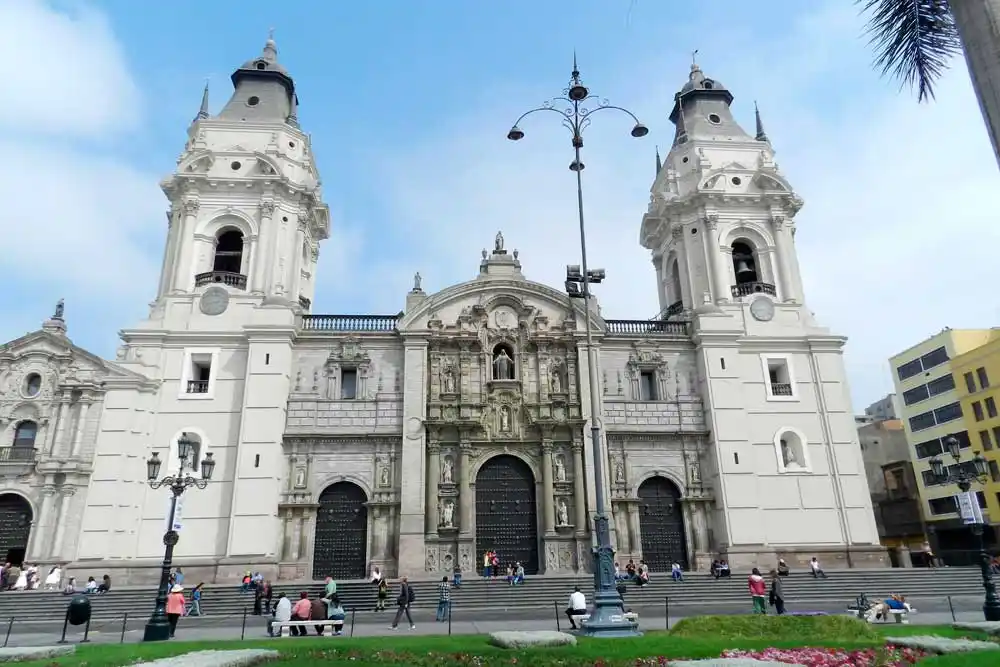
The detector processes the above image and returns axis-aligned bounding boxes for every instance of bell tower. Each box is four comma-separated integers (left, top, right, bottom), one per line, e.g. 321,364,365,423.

638,62,882,566
150,32,329,330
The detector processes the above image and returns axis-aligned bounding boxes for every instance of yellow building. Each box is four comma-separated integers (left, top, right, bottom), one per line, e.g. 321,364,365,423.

951,332,1000,529
890,328,999,563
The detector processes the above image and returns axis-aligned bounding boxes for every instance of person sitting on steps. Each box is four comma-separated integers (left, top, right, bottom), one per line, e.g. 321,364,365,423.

565,586,588,630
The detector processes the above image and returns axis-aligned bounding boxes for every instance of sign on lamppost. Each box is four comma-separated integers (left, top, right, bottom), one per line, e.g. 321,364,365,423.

165,496,184,532
957,490,984,525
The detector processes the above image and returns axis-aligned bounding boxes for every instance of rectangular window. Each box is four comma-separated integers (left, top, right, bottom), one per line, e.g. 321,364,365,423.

914,438,944,459
987,397,998,418
921,469,937,486
929,497,957,515
952,430,972,449
765,359,793,398
927,374,955,397
977,491,987,508
897,359,923,381
981,430,994,451
902,384,930,406
934,402,963,424
978,367,990,389
920,346,949,370
340,368,358,400
187,354,213,394
639,371,657,401
909,411,937,432
990,460,1000,483
965,372,977,394
974,401,985,422
992,427,1000,449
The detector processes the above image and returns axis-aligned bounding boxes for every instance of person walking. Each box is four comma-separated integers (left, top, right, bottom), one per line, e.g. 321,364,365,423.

769,569,785,615
435,576,451,622
748,568,767,614
166,584,185,638
390,577,416,630
188,583,204,616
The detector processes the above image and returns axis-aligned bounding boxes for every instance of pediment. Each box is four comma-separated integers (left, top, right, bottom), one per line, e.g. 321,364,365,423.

179,151,214,174
0,330,149,389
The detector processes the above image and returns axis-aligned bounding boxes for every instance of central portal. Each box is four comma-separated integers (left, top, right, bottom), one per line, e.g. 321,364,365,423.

475,454,539,574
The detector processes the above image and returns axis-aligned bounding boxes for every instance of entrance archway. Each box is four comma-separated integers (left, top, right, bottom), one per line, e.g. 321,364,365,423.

312,482,368,580
0,494,32,566
475,454,539,574
638,476,687,572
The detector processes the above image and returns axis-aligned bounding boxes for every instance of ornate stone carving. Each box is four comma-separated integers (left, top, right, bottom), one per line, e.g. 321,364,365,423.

377,457,392,487
492,347,514,379
325,337,373,399
626,346,672,401
546,543,557,571
556,499,570,526
439,499,455,528
259,201,276,217
613,457,626,484
425,546,439,572
671,225,684,240
441,360,458,394
704,214,719,231
182,199,200,216
441,456,454,484
553,455,567,482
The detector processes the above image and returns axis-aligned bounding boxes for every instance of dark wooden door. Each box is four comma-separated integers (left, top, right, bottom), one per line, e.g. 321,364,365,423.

475,455,539,574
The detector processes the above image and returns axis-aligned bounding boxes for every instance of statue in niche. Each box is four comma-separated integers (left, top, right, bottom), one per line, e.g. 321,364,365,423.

557,499,570,526
553,455,567,482
551,368,562,393
495,230,504,252
442,365,457,394
294,467,306,488
781,439,802,469
440,499,455,528
379,463,391,487
499,406,511,432
441,456,454,484
493,347,514,380
689,456,701,483
614,459,625,483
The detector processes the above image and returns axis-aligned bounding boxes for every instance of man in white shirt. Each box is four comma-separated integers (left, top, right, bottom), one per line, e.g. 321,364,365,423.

810,557,827,578
565,586,588,629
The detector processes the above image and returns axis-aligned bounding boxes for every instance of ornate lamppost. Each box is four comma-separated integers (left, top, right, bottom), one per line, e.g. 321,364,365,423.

142,434,215,641
506,57,647,638
928,436,1000,621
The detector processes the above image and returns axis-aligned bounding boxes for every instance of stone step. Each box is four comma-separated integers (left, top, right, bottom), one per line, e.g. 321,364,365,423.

0,568,984,621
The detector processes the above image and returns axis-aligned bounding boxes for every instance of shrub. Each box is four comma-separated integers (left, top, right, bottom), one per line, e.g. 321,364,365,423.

670,615,879,642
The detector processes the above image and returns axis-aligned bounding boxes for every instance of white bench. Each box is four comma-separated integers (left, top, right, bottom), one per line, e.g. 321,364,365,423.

850,606,916,624
273,619,345,637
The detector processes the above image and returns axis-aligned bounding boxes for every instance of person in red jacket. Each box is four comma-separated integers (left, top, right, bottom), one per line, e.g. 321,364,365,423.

748,567,767,614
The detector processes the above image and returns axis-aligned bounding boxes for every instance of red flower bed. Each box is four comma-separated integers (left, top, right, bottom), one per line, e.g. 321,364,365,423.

718,646,928,666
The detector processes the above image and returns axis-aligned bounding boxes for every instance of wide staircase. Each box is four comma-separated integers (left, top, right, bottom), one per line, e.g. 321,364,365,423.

0,568,986,624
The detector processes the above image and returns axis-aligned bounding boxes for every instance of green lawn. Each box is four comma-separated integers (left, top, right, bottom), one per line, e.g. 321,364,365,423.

8,619,997,666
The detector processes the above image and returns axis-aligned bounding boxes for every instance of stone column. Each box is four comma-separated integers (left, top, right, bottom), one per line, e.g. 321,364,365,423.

254,201,276,294
291,220,307,297
672,226,693,307
290,512,302,561
276,511,288,561
70,400,90,458
425,443,440,534
541,442,555,533
704,216,729,303
628,503,642,553
172,199,200,292
156,210,179,299
653,254,666,312
572,443,587,530
771,216,796,302
48,399,69,457
50,489,74,559
52,399,70,457
459,443,473,535
26,485,55,559
282,512,293,561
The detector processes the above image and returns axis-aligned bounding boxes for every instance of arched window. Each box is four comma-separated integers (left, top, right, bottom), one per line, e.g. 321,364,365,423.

213,230,245,274
731,241,759,285
13,421,37,449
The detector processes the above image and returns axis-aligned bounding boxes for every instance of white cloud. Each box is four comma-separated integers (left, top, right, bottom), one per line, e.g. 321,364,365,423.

0,1,161,347
0,0,141,137
365,1,1000,410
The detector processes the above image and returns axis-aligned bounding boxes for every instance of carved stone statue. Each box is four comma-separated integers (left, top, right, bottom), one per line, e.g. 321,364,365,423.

413,272,422,291
441,500,455,528
499,406,511,432
781,439,800,468
379,463,391,486
54,299,65,320
614,459,625,483
294,467,306,488
553,455,567,482
441,456,454,484
551,368,562,393
494,230,504,252
493,348,514,380
442,366,456,394
557,499,570,526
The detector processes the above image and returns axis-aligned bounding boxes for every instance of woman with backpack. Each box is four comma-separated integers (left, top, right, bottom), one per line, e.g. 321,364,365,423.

375,575,389,611
390,576,415,630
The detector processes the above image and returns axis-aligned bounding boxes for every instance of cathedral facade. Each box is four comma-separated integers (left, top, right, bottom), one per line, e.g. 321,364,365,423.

0,39,883,584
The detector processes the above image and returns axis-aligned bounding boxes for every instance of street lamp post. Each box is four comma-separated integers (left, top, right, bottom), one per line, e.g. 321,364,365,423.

142,435,216,642
928,436,1000,621
507,58,647,638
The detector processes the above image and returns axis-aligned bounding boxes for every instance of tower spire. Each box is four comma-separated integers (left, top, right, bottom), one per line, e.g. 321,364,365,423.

655,145,662,176
262,27,278,62
754,101,768,142
195,80,210,121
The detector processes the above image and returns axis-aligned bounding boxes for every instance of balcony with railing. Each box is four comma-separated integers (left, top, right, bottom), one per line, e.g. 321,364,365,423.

731,282,776,298
301,314,400,332
195,271,248,290
187,380,210,394
769,382,793,397
605,319,688,336
0,447,37,464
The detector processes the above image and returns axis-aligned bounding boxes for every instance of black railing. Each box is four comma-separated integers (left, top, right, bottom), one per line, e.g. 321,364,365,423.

187,380,210,394
769,382,793,396
298,296,312,311
0,447,37,463
195,271,247,289
301,314,400,332
605,320,688,336
654,300,684,320
731,281,776,298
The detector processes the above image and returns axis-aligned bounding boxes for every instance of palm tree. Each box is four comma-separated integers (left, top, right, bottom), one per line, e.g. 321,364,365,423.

859,0,1000,166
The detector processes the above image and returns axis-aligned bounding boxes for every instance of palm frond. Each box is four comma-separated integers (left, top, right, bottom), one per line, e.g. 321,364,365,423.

858,0,962,101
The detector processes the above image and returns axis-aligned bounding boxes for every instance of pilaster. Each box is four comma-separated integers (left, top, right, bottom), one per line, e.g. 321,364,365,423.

541,440,556,534
704,215,728,303
172,198,200,292
425,441,440,534
397,340,428,576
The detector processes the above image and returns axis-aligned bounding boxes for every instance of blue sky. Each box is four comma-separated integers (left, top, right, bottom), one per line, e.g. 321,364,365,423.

2,0,999,409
